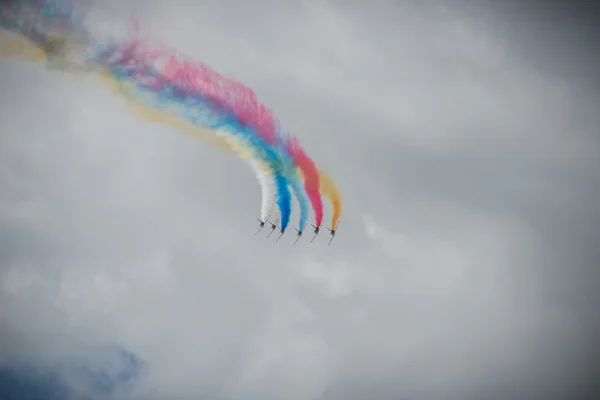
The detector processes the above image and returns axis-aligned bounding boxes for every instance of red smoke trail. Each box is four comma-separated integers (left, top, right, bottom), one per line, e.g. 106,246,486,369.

284,136,323,227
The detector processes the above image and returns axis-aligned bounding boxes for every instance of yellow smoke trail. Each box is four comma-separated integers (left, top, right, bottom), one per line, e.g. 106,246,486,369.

0,34,46,61
318,169,342,229
96,75,235,152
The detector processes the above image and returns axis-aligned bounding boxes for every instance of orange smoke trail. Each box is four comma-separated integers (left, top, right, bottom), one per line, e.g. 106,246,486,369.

0,34,46,61
318,169,342,229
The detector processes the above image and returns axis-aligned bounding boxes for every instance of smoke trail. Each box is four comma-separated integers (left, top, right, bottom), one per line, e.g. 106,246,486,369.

106,75,285,224
40,4,314,231
1,0,89,50
121,30,321,227
107,75,289,225
270,204,281,226
317,169,342,229
0,34,282,224
110,71,293,228
283,135,323,227
272,174,291,230
0,30,231,154
0,34,46,61
213,130,275,222
273,137,310,230
264,176,276,220
92,43,297,229
0,0,94,75
97,74,284,223
130,33,279,145
286,167,310,230
250,159,274,222
2,0,337,233
100,78,233,152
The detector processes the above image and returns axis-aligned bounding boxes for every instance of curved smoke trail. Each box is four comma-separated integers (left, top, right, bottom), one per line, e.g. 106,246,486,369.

111,76,284,225
123,31,318,228
270,202,281,226
92,41,298,229
105,74,281,222
282,134,323,227
317,169,342,229
1,0,341,234
107,70,293,228
118,78,294,229
0,34,281,224
250,160,275,223
214,130,275,223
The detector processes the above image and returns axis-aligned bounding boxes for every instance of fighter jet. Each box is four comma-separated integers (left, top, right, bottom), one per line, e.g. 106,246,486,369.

255,218,266,235
275,226,286,242
327,221,340,246
266,222,278,238
310,223,321,242
293,223,308,245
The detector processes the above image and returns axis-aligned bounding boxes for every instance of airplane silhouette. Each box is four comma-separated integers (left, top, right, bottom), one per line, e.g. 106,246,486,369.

266,222,278,238
327,221,340,246
293,223,308,245
276,226,286,242
255,218,266,235
310,223,321,242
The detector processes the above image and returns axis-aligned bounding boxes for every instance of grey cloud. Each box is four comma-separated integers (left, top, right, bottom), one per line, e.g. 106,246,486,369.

1,0,599,399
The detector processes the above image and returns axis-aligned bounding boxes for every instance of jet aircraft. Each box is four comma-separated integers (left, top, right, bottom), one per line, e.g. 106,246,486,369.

310,223,321,242
327,221,340,246
266,222,278,238
275,226,286,242
293,223,308,245
255,218,266,235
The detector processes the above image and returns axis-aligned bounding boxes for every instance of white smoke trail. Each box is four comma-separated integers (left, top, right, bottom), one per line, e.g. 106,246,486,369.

247,157,274,222
214,130,275,222
265,178,276,221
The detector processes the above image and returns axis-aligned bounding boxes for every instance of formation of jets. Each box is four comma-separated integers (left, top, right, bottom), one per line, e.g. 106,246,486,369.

255,218,339,245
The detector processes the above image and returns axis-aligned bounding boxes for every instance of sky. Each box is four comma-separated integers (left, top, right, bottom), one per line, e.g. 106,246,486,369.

1,0,599,399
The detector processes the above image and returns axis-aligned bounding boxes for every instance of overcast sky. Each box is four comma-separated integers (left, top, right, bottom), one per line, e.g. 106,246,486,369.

1,0,599,399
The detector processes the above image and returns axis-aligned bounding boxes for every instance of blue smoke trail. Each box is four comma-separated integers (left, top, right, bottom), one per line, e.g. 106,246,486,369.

281,148,310,230
289,177,309,229
273,174,291,230
274,129,310,230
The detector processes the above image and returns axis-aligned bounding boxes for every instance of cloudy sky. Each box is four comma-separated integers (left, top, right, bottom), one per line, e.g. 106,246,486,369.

1,0,599,399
